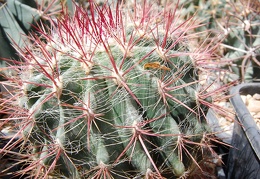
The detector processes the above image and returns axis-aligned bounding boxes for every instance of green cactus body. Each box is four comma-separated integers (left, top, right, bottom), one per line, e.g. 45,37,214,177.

4,1,217,178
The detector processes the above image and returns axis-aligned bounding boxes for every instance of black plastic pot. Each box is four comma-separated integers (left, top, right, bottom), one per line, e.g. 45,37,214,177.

227,83,260,179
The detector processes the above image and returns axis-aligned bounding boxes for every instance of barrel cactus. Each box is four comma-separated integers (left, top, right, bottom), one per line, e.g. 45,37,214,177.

221,0,260,82
1,1,222,178
188,0,260,82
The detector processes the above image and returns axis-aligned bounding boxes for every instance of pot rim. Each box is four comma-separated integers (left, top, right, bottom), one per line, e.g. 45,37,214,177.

229,82,260,161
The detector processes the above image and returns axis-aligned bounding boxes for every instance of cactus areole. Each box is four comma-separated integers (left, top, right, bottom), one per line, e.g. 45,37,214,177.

4,1,218,178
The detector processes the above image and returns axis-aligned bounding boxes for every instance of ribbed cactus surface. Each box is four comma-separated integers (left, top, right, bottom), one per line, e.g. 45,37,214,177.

4,2,217,178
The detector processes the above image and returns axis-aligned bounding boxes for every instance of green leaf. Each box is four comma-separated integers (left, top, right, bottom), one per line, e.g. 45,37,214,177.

7,0,40,30
0,3,27,50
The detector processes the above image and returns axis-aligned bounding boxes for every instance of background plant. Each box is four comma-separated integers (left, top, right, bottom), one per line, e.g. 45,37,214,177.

0,0,74,76
185,0,260,83
220,0,260,82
